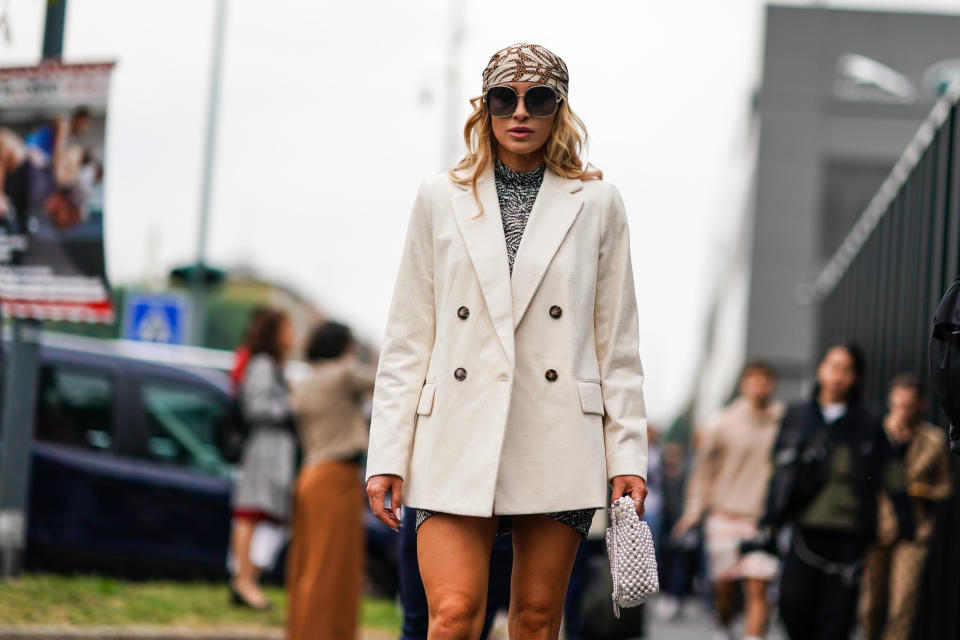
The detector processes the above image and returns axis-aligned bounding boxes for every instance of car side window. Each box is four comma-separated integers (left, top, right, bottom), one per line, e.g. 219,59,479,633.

35,365,114,451
139,383,229,477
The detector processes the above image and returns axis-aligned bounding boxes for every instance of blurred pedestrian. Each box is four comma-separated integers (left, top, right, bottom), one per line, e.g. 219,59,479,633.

859,374,952,640
228,308,297,610
285,321,377,639
654,439,702,621
365,42,649,639
230,306,270,387
673,361,783,640
762,344,915,640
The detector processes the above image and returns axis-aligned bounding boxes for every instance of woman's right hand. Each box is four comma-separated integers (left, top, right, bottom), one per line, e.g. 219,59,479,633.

366,474,403,532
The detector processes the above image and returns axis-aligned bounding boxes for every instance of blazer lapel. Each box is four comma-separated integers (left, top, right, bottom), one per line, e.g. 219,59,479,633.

510,169,584,329
451,169,515,367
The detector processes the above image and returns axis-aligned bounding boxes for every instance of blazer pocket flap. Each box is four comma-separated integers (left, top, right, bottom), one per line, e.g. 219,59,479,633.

577,380,605,416
416,383,437,416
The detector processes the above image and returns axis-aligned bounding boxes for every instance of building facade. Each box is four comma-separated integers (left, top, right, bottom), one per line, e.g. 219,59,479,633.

744,4,960,399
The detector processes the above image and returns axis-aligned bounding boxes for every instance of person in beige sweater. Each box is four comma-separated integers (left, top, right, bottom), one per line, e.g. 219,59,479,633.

674,361,784,640
859,374,952,640
286,321,377,640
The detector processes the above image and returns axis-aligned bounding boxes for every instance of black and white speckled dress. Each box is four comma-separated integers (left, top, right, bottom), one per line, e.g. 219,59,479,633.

415,160,598,538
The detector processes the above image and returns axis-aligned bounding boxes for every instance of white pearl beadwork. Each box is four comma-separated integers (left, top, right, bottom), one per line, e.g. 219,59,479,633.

605,495,660,618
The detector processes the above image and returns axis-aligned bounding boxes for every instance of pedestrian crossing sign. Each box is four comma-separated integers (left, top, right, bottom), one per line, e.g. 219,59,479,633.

122,293,189,345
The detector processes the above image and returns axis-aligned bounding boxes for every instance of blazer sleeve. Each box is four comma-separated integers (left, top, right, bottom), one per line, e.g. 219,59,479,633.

365,181,436,482
595,184,649,481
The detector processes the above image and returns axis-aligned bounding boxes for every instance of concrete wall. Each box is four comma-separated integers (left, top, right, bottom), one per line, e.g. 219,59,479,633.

747,5,960,399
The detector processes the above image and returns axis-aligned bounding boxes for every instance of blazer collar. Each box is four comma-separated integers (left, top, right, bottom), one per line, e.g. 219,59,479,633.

451,167,515,367
451,165,584,365
510,167,584,328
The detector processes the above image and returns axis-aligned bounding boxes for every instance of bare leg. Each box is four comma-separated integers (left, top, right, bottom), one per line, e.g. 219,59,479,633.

230,518,267,607
418,514,498,640
508,515,581,640
743,578,770,637
714,579,737,629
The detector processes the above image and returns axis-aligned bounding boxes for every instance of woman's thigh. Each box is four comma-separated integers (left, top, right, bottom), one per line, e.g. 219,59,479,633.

417,514,499,622
509,515,582,635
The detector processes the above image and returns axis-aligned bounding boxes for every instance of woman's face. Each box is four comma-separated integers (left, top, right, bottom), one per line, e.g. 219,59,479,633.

488,81,557,160
278,318,295,356
817,347,857,401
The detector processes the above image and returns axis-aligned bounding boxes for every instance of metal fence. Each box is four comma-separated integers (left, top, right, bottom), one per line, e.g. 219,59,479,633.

813,86,960,639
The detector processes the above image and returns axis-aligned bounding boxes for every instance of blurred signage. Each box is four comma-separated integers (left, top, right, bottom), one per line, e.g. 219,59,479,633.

833,54,916,105
123,293,189,345
0,61,115,323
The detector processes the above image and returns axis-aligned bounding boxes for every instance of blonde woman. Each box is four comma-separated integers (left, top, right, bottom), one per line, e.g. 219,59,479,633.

366,43,648,640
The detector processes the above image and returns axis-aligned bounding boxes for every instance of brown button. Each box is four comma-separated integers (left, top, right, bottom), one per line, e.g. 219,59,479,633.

454,367,467,381
545,369,558,382
549,305,562,319
457,306,470,320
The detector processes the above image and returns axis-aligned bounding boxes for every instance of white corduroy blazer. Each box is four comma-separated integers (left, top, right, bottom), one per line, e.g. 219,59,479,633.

365,165,648,516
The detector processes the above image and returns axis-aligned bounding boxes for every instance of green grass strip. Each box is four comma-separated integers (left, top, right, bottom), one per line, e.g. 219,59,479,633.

0,574,401,632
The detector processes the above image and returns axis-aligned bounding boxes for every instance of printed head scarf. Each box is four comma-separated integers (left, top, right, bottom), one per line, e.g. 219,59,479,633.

482,43,569,99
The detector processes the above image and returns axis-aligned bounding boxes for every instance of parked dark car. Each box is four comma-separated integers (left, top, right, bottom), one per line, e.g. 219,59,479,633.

4,333,396,595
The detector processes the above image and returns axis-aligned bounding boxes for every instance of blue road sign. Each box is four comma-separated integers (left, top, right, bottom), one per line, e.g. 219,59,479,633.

122,293,189,345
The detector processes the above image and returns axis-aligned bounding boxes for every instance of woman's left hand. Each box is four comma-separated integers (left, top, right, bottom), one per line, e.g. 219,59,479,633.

611,475,647,517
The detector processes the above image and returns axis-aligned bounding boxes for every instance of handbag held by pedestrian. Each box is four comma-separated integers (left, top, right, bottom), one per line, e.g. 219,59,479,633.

606,495,659,617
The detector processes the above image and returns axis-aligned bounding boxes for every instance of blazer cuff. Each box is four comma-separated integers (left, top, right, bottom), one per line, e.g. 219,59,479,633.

605,455,648,483
364,458,408,484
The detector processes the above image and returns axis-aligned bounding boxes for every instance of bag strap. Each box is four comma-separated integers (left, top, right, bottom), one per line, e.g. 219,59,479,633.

933,323,960,347
609,503,621,618
792,529,863,587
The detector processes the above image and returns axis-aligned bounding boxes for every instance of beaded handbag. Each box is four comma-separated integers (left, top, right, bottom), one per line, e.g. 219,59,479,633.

605,495,660,617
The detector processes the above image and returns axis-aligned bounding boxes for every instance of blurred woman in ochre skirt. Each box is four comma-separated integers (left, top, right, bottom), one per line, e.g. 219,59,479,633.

286,321,377,640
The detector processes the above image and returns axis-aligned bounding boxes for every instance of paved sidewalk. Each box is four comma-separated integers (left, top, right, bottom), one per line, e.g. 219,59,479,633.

647,609,788,639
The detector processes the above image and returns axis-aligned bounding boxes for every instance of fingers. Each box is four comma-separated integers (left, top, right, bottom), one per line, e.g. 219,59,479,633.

383,477,403,530
610,477,625,503
366,476,401,532
630,485,646,517
366,481,389,529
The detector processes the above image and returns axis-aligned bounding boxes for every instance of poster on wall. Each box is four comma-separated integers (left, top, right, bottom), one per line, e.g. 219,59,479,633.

0,61,114,323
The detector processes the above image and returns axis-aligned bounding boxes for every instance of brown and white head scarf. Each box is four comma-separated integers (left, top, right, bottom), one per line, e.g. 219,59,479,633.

482,43,569,99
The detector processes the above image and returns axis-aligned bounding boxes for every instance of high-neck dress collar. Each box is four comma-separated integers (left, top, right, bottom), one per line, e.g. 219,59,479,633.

494,158,546,187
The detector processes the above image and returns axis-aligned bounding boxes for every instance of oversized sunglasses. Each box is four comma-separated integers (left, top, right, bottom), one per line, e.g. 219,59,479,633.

482,85,562,118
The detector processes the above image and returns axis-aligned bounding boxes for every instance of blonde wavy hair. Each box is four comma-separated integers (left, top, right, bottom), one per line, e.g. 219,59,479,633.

449,95,601,212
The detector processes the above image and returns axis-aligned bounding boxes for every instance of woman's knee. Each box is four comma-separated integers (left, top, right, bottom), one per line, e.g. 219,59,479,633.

430,592,484,639
511,597,559,636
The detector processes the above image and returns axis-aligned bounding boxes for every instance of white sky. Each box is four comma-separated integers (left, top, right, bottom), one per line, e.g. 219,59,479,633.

0,0,957,423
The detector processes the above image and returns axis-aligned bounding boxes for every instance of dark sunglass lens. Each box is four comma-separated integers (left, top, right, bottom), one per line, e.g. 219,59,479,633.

525,86,557,117
487,87,517,117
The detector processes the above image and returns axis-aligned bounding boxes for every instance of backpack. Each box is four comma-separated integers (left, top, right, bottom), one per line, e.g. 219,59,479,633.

930,275,960,456
216,392,249,464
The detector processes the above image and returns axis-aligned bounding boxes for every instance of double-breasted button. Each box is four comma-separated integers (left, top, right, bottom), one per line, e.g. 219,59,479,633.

457,306,470,320
549,305,562,319
454,367,468,381
545,369,558,382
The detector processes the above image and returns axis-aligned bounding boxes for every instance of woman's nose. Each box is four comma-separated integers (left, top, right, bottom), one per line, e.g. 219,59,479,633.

513,96,530,119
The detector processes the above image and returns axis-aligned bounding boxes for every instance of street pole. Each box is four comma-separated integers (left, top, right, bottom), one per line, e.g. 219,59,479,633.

0,0,67,578
189,0,228,346
0,320,42,577
441,0,466,169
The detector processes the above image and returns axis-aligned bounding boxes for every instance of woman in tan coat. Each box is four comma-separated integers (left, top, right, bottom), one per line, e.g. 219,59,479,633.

286,321,377,640
365,43,649,639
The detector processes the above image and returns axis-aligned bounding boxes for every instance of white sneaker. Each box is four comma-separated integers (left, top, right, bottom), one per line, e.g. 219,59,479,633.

652,595,679,620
